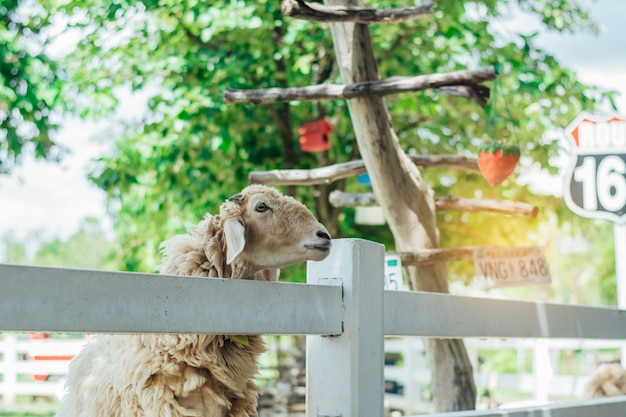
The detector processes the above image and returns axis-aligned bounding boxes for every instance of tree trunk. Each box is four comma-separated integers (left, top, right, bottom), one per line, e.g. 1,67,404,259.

324,0,476,411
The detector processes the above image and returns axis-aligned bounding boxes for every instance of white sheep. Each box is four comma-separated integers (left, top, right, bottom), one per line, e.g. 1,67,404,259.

583,363,626,398
56,184,332,417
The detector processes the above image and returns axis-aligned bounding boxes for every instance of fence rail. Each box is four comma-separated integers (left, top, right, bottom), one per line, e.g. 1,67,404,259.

1,238,625,417
383,291,626,339
0,264,342,335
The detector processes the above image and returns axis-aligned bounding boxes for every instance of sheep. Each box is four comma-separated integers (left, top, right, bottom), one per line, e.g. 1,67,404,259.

583,363,626,398
56,184,332,417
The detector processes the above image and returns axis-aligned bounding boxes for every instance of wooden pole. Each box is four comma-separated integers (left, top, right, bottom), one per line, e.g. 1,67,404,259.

614,223,626,365
322,0,478,410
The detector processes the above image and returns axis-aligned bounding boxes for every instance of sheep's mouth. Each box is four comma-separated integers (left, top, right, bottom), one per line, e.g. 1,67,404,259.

304,243,331,252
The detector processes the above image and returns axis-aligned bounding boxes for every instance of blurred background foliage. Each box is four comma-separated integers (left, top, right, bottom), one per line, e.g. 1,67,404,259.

0,0,619,300
0,0,64,174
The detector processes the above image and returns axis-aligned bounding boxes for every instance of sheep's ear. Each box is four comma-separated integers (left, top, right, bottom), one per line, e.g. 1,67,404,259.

224,218,246,264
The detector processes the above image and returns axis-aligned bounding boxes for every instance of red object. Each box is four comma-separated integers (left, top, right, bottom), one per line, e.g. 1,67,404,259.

298,120,333,152
28,334,75,382
477,144,520,187
32,355,75,381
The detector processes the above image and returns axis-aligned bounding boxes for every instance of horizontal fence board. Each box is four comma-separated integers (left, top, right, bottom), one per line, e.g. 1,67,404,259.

9,382,64,396
14,340,87,356
14,361,72,374
414,397,626,417
384,336,626,352
384,290,626,339
0,264,342,335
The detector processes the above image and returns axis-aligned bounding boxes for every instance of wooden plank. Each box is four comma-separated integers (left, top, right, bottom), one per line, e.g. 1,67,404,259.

384,290,626,339
388,247,478,265
0,264,342,335
249,155,479,186
224,67,496,104
330,191,539,217
281,0,433,24
389,245,550,266
418,396,626,417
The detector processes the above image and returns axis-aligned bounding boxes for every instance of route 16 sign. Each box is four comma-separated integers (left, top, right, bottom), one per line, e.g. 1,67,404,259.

563,112,626,223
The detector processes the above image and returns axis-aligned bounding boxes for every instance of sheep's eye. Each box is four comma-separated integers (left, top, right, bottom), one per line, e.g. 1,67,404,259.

255,202,269,212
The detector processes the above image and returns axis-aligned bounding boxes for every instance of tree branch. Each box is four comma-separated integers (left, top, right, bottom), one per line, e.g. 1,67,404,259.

435,84,491,107
224,66,496,104
281,0,434,24
388,247,479,266
329,191,539,218
169,12,210,48
434,196,539,217
395,116,429,137
248,154,479,186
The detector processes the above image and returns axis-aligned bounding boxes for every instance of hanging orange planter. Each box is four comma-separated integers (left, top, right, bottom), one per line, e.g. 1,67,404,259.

298,119,333,152
478,67,521,187
477,143,520,187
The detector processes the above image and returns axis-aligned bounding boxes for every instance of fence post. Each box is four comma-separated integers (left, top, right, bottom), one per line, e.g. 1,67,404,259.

0,333,18,405
533,339,553,403
306,238,385,417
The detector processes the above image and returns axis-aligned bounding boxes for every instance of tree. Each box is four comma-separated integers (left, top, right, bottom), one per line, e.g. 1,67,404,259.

40,0,607,273
221,1,613,410
33,218,117,270
1,218,116,269
48,0,358,273
1,231,29,264
0,1,64,174
26,0,616,410
296,1,479,409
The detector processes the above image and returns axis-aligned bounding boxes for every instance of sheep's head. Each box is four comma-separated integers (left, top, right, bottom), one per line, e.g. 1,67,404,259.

220,185,331,276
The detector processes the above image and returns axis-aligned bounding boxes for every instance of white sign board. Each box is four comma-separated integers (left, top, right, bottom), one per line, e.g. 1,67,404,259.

473,246,551,289
563,112,626,223
384,255,405,291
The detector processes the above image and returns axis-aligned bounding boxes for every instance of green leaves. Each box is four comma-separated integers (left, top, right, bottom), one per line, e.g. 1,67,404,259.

4,0,612,289
0,2,64,174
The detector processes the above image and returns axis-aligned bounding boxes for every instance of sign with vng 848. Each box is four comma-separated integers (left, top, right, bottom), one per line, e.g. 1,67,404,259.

473,246,552,289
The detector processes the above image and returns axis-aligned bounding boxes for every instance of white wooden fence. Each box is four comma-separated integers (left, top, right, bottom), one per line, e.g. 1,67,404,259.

0,335,85,403
1,238,626,417
2,336,621,412
383,337,626,414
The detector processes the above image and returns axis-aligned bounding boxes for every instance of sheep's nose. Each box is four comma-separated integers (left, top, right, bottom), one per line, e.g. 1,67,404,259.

317,230,331,241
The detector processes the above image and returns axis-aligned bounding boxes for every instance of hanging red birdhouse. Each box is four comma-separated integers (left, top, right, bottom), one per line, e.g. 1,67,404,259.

298,119,333,152
477,143,520,187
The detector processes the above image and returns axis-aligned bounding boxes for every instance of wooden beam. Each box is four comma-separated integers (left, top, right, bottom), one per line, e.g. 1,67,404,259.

324,0,477,409
330,190,378,206
249,155,479,186
435,196,539,217
387,247,478,265
409,154,479,172
281,0,434,24
435,85,490,107
250,159,364,186
224,66,496,105
330,191,539,218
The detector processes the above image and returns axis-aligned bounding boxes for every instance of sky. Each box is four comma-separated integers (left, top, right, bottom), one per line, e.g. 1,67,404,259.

0,86,153,242
0,1,625,244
